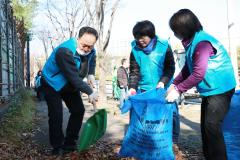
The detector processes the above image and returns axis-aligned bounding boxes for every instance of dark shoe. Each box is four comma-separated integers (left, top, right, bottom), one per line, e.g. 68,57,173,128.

52,147,64,156
63,145,77,154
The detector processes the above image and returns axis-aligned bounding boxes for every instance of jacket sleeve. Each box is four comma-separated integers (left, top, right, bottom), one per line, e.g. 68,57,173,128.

88,52,96,75
173,62,190,85
159,45,175,85
175,41,213,92
128,52,140,90
117,67,125,88
55,47,93,95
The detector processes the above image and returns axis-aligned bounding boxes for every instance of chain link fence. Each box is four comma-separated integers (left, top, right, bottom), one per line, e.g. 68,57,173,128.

0,0,24,102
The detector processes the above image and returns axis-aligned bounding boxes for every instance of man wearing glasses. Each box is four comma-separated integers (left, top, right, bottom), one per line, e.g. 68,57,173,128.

41,26,98,155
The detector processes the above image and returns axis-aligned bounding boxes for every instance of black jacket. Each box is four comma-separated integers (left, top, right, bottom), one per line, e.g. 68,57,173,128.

55,48,96,94
117,66,128,88
128,46,175,90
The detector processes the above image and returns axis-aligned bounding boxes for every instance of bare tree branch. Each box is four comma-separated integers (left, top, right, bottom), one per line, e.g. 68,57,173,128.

84,0,93,19
37,30,49,61
103,0,120,51
46,0,66,39
41,0,121,100
45,0,87,40
75,6,86,29
64,0,72,37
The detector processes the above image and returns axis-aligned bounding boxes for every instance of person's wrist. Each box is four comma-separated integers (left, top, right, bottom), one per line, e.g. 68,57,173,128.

174,85,181,94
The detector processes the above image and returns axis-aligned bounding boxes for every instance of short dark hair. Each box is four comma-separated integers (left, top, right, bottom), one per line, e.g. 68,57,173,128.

78,26,98,40
121,58,127,65
132,20,155,39
169,9,203,40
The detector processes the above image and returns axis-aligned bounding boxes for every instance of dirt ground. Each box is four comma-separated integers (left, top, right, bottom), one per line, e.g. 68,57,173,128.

33,94,205,159
177,104,204,160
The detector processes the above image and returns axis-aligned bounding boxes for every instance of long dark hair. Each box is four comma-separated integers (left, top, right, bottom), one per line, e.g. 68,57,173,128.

169,9,203,40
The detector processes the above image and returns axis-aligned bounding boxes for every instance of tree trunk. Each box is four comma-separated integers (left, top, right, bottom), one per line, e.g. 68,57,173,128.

98,55,107,103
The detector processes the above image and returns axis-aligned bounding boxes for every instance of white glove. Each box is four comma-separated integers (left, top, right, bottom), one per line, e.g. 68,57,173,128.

166,84,180,102
87,74,95,88
88,92,98,104
156,82,165,88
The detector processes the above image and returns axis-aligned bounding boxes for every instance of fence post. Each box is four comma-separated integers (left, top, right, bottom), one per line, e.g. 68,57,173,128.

0,2,2,97
0,0,25,100
26,34,30,88
5,0,11,95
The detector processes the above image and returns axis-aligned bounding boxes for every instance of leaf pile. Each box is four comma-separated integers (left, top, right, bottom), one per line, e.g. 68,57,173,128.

0,138,185,160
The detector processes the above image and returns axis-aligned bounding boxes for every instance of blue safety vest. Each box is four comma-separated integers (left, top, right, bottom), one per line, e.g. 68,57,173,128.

185,31,236,96
42,38,95,91
131,36,169,91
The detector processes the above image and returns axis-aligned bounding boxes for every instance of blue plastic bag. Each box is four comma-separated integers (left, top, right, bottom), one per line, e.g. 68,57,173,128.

119,89,175,160
223,90,240,160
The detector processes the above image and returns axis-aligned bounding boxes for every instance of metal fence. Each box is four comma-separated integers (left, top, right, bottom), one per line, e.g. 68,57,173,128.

0,0,24,102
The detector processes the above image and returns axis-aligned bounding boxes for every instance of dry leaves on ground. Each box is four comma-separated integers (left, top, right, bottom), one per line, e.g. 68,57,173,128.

0,139,186,160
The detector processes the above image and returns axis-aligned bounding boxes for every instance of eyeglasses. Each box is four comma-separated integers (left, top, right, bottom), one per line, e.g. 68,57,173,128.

135,36,150,41
79,42,94,50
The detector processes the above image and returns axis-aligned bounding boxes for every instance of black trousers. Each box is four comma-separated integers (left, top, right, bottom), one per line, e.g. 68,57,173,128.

201,88,235,160
42,80,85,148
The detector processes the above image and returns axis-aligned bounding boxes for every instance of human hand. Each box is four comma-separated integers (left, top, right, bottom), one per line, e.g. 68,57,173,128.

166,84,180,102
156,82,165,88
128,88,136,96
87,74,95,88
89,92,98,104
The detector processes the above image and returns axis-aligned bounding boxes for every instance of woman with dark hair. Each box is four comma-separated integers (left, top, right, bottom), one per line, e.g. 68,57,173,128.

128,20,179,148
129,20,175,92
166,9,236,160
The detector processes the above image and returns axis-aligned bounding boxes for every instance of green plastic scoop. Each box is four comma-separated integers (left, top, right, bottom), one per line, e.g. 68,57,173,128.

77,109,107,152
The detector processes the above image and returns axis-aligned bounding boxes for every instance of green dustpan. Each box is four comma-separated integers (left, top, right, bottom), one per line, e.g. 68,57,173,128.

77,109,107,152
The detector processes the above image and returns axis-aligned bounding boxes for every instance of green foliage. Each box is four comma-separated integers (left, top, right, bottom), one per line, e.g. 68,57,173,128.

11,0,38,30
0,88,36,143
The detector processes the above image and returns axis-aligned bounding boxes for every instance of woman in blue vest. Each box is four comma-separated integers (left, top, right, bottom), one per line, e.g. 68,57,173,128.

128,20,179,148
167,9,236,160
129,20,175,92
41,27,98,155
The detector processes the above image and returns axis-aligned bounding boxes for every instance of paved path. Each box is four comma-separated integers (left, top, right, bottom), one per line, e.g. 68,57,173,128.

32,95,130,148
178,104,203,159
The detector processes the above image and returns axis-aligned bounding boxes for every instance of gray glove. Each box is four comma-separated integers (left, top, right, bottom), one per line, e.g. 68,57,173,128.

87,74,96,88
88,92,98,104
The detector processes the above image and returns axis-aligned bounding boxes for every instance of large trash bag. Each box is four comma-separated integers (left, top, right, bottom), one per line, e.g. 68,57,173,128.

119,89,175,160
223,90,240,160
77,109,107,152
